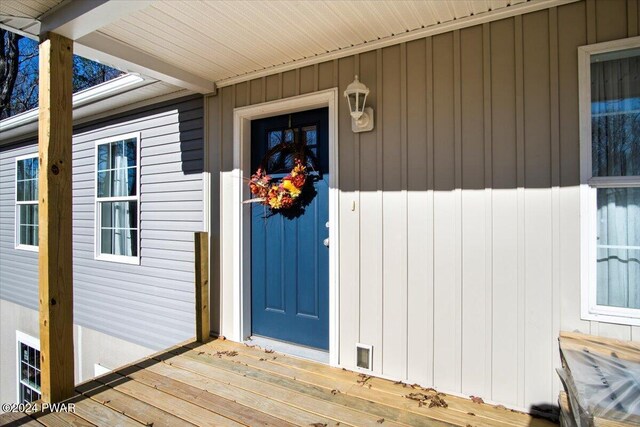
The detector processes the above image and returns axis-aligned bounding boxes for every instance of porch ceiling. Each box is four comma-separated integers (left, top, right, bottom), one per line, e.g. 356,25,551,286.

1,0,573,92
1,0,60,19
0,0,63,36
98,0,527,86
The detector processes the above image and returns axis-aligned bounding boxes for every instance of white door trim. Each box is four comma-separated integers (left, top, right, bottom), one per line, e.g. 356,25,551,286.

231,88,340,366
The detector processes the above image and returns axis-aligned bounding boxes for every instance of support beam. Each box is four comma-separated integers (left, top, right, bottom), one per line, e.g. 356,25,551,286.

38,0,215,94
38,32,75,403
0,15,216,94
40,0,153,40
194,232,210,342
75,33,217,94
39,0,214,94
3,4,217,95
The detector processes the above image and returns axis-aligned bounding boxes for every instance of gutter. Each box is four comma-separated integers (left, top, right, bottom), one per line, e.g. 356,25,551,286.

0,73,152,142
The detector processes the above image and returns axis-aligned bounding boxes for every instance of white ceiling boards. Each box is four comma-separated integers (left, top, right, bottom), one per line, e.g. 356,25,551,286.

96,0,534,85
1,0,577,91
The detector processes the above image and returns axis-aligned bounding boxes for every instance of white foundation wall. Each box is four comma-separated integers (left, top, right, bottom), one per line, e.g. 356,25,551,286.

0,299,39,406
0,299,154,408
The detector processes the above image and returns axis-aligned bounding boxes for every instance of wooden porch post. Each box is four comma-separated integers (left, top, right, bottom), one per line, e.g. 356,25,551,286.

195,231,210,342
38,32,75,403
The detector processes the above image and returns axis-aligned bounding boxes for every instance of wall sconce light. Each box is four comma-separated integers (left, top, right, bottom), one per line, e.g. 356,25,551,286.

344,75,374,133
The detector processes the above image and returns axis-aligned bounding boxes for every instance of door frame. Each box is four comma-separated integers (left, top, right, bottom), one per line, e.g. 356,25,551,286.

231,88,339,366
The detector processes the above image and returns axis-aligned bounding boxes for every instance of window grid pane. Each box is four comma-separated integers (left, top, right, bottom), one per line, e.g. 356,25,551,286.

591,50,640,177
100,201,137,228
18,204,39,246
17,157,38,180
96,137,138,259
591,48,640,314
100,227,138,257
97,167,137,198
97,139,137,173
19,205,38,225
18,342,41,403
19,225,38,247
596,188,640,310
16,158,39,202
16,157,39,248
17,179,38,202
97,139,138,198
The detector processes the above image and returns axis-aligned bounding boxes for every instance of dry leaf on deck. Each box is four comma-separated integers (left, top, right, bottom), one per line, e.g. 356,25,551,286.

357,374,372,386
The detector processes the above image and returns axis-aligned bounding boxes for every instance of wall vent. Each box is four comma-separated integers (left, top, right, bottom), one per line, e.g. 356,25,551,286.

356,343,373,371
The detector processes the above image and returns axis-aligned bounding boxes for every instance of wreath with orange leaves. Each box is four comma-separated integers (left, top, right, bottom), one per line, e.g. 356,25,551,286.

247,139,317,214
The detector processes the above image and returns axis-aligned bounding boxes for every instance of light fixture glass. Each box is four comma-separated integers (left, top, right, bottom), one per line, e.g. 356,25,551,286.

344,75,374,132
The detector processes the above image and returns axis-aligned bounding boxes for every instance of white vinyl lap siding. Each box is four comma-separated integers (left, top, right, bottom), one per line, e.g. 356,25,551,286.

0,95,204,350
0,144,40,306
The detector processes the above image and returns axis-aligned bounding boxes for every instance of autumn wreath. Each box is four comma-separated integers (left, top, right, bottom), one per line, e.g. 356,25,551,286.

247,139,317,213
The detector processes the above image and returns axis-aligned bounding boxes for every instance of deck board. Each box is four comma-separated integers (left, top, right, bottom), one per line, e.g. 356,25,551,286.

186,343,513,427
75,380,194,427
559,331,640,362
0,410,44,426
95,372,242,427
30,410,96,427
211,340,547,427
1,339,556,427
140,358,341,427
64,396,143,427
124,362,303,427
163,348,453,426
148,354,405,426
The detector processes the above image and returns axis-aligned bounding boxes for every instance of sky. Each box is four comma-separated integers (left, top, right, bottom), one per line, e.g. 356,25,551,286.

3,30,123,118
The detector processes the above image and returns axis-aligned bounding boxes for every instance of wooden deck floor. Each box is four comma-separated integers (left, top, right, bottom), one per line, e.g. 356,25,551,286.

1,339,555,427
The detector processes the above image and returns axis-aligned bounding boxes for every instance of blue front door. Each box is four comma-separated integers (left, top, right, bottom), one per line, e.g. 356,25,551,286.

251,108,329,350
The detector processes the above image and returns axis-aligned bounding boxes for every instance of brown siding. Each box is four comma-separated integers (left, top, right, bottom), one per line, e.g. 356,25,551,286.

208,0,640,410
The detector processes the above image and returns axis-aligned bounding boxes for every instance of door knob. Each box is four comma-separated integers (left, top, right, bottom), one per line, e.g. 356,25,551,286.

323,238,329,247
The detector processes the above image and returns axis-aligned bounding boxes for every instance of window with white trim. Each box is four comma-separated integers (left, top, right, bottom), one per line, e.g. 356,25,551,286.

580,38,640,325
15,155,39,250
16,333,41,403
95,133,140,263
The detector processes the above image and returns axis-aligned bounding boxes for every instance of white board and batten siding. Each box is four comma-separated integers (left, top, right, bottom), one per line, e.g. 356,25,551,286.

0,95,205,350
209,0,640,411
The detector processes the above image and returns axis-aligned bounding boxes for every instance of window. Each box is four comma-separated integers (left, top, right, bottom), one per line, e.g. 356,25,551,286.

15,154,39,250
95,133,140,263
16,332,41,404
579,38,640,326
